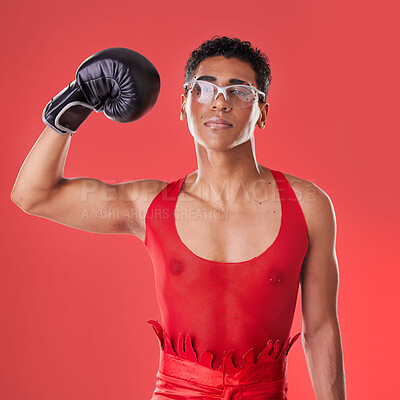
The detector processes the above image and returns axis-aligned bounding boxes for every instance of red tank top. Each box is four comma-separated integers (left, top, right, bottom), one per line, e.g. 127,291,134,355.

144,169,309,371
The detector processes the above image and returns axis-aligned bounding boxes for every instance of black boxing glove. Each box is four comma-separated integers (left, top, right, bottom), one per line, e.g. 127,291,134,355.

42,47,160,136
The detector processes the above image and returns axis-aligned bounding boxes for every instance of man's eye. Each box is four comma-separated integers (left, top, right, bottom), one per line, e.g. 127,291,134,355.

232,90,245,95
229,87,252,96
201,84,213,93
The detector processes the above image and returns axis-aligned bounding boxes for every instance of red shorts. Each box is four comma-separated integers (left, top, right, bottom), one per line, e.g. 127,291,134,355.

148,320,300,400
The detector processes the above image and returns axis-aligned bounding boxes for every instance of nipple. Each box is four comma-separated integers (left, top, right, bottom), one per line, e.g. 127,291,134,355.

170,259,185,276
268,270,283,284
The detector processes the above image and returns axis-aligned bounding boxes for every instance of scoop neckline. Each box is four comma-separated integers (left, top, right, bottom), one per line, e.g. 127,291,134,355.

171,169,284,265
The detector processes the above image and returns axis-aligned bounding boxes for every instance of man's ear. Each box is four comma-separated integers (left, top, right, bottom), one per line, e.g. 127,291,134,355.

180,94,187,121
257,102,269,129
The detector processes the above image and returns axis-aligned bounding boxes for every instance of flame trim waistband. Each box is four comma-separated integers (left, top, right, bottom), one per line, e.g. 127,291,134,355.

147,320,301,373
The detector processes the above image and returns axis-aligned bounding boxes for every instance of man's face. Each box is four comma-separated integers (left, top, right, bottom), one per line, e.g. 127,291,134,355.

180,56,268,150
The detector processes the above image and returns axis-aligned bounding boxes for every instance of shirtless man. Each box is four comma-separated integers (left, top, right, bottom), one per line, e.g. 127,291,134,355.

11,37,346,399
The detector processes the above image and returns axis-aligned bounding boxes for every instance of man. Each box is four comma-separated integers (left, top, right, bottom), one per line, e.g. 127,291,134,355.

11,37,346,399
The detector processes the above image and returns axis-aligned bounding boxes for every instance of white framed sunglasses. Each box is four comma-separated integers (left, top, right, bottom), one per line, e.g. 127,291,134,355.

183,80,267,109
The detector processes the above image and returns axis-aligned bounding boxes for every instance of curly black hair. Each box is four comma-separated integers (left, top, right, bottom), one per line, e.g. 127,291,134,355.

184,36,272,99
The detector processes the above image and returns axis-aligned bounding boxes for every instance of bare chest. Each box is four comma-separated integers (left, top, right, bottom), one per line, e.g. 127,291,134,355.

174,193,282,263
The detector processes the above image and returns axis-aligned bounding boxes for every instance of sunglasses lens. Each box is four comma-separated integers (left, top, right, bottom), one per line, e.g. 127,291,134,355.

191,81,215,104
187,81,258,108
227,86,257,107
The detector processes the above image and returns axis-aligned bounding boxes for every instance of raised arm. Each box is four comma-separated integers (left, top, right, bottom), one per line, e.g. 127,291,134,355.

10,126,167,237
300,183,346,399
11,47,163,239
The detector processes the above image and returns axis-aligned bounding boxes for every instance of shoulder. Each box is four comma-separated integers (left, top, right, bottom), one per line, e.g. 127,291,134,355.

123,178,170,203
280,171,337,242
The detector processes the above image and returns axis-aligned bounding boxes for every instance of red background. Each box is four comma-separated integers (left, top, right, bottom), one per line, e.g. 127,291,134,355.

1,0,399,399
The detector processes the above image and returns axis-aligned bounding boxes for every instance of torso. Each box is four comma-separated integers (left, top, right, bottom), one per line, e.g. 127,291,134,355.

142,165,312,370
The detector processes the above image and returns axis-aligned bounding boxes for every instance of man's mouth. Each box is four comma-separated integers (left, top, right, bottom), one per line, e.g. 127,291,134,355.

204,117,233,129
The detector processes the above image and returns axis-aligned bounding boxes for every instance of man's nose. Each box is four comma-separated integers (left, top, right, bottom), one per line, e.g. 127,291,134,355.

211,93,232,111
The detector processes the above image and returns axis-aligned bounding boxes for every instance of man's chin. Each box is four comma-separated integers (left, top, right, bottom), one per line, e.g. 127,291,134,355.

193,135,245,151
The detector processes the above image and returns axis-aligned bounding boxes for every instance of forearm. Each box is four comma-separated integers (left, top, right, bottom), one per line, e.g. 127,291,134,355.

302,321,346,400
11,125,71,209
